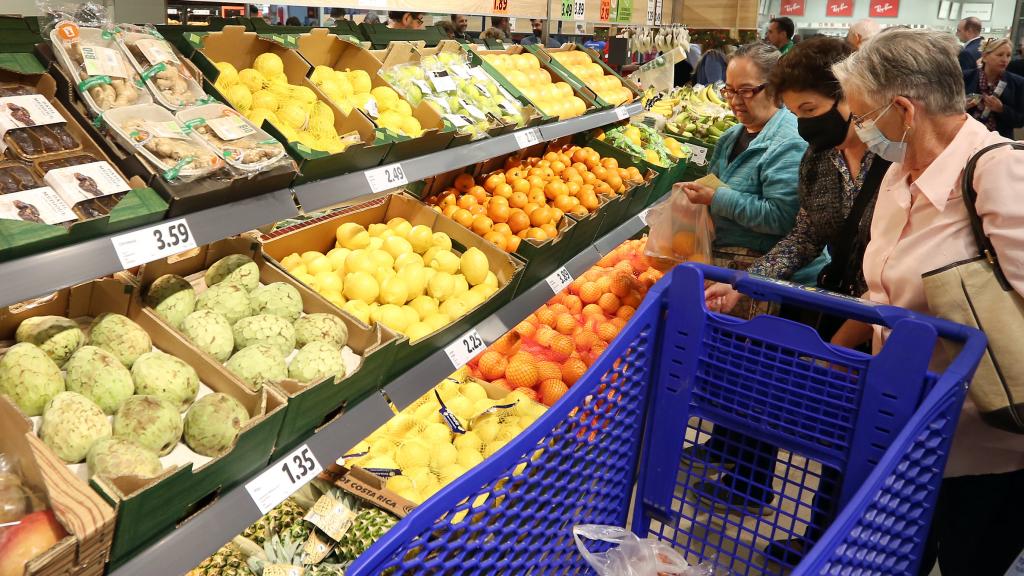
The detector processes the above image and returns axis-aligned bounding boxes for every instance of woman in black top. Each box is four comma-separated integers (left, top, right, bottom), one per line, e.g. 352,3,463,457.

964,38,1024,138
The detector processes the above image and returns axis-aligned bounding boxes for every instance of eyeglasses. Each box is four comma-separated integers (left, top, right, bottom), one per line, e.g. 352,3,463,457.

721,83,768,100
850,101,892,129
413,15,424,24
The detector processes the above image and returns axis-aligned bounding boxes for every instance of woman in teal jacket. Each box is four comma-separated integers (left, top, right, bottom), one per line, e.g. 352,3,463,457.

681,42,813,316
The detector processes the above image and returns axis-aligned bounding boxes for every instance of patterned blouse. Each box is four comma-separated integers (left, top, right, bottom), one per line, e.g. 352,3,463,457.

748,147,878,296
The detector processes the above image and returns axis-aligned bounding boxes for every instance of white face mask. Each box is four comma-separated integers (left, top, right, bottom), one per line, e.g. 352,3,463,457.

854,102,910,163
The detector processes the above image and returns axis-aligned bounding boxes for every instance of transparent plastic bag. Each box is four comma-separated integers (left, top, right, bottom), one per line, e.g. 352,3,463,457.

0,451,67,574
574,525,691,576
644,182,714,270
116,23,209,110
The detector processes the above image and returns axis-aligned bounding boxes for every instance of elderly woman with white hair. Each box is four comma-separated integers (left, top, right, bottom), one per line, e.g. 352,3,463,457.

832,28,1024,575
845,18,881,50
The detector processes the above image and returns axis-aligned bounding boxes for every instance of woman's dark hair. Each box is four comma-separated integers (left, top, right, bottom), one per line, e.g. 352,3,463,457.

769,36,853,100
285,16,301,26
437,20,456,38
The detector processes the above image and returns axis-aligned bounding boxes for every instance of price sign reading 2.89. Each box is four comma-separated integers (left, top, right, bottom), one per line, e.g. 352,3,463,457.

365,162,409,193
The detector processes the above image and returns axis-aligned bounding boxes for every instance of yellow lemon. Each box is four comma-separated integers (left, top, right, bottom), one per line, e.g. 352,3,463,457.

343,271,379,303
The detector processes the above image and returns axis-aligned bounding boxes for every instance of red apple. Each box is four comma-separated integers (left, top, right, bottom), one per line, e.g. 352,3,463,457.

0,510,66,576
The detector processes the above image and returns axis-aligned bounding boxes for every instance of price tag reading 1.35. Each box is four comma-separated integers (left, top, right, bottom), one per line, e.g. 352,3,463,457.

514,128,542,150
445,328,485,369
546,266,573,294
365,163,408,194
245,444,322,514
111,218,197,269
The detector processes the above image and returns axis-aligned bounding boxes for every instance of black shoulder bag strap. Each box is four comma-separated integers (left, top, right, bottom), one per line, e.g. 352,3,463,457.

817,156,892,294
961,141,1024,291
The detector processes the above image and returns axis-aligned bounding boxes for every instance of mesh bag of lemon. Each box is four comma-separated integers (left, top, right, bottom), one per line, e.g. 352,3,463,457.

547,48,635,106
212,53,361,154
380,51,530,140
305,62,426,141
342,367,547,505
600,122,688,168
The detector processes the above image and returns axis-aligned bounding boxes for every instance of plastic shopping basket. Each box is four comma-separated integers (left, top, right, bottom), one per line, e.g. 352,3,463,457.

347,264,987,576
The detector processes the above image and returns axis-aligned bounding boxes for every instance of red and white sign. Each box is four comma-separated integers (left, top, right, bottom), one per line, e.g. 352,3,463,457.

869,0,899,17
826,0,854,16
780,0,804,15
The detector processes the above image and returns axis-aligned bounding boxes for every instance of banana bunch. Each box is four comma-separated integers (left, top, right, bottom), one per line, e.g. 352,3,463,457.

663,85,736,143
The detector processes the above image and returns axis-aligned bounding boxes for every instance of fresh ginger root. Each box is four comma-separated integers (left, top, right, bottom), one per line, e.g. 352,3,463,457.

153,66,196,105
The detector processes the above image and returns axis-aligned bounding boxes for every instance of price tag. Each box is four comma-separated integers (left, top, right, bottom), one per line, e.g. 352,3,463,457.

600,0,611,21
428,70,457,93
514,128,542,149
364,163,408,193
444,328,485,369
111,219,197,269
646,3,655,24
615,107,630,120
682,143,708,166
574,0,586,20
638,207,651,225
245,444,322,514
561,0,573,18
546,266,573,293
493,0,509,13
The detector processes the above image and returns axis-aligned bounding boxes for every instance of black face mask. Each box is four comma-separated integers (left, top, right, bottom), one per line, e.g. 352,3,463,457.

796,99,851,151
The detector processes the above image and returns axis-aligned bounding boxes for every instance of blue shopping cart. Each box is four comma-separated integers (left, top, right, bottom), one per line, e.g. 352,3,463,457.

347,264,988,575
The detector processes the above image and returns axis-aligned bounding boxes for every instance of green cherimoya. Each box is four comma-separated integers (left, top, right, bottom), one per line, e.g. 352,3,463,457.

131,351,200,412
15,315,85,367
181,310,234,362
225,344,287,391
113,395,183,456
183,393,250,457
40,391,112,463
288,341,346,384
145,274,196,329
250,282,304,322
196,283,252,325
64,346,135,414
293,313,348,349
87,437,163,480
232,314,296,356
89,313,152,368
0,342,65,416
205,254,260,292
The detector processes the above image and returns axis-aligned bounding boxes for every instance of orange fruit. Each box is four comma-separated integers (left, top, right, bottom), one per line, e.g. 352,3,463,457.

506,358,539,389
572,148,588,164
574,329,598,351
493,222,512,236
579,282,602,304
494,183,513,198
561,357,588,385
562,294,582,314
492,378,511,391
611,274,634,298
452,208,474,228
469,204,487,216
530,207,552,227
442,204,459,218
595,275,613,293
487,201,510,224
580,190,600,211
537,361,562,382
606,173,623,192
454,172,475,192
511,178,530,195
539,379,568,406
508,211,531,233
492,332,520,355
597,321,620,342
555,313,577,335
516,387,540,403
548,303,569,315
527,227,548,241
582,171,597,185
582,303,604,318
611,317,627,330
536,306,557,327
622,292,642,309
592,166,608,181
469,185,488,202
514,319,536,338
528,189,547,205
601,157,619,170
457,194,477,209
484,230,507,250
471,214,494,236
483,172,505,192
478,350,508,380
626,166,642,181
540,223,558,239
544,151,558,162
616,305,636,320
506,235,521,252
549,335,574,362
509,191,528,209
588,342,608,365
550,160,566,175
598,292,620,314
536,325,558,347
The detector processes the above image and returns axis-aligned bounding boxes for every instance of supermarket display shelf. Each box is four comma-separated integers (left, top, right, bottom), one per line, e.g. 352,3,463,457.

0,102,641,310
107,209,650,576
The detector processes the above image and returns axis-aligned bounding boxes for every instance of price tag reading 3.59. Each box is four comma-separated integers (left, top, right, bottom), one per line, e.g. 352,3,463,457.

445,328,485,369
365,163,408,194
245,444,322,514
546,266,573,294
111,218,197,269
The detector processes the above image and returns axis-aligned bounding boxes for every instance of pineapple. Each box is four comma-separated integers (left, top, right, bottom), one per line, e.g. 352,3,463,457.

188,543,255,576
331,493,400,566
247,532,306,575
243,498,310,546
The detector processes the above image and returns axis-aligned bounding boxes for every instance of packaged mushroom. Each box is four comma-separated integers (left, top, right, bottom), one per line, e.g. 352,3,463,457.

0,84,83,161
102,103,222,181
175,103,288,172
48,21,152,116
117,26,207,111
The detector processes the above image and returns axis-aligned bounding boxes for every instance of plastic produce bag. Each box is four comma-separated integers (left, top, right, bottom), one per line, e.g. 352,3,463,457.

574,525,691,575
644,182,714,270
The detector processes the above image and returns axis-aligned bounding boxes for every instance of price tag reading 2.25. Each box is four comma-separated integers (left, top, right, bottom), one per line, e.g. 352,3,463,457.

365,163,408,194
546,266,573,294
245,444,322,514
111,218,197,269
445,328,485,369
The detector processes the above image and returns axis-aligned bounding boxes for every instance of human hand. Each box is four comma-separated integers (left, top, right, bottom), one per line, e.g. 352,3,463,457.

704,282,741,313
680,182,716,205
983,95,1004,114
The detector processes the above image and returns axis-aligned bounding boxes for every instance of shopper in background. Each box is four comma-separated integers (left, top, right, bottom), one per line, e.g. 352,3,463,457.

692,49,728,85
387,11,425,30
480,27,508,43
285,16,301,26
450,14,470,40
322,8,345,26
956,16,984,72
486,16,511,39
520,19,560,48
363,11,380,25
833,28,1024,576
846,18,881,50
437,20,456,40
964,38,1024,138
766,17,796,54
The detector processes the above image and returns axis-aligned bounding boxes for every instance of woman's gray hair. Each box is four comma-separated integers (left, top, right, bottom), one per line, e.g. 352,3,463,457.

733,42,782,80
832,28,965,116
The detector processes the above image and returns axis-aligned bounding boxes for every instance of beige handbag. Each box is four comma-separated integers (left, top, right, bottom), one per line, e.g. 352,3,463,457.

922,141,1024,434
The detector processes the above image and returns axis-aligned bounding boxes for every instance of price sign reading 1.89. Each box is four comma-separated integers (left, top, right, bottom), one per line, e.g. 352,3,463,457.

365,163,408,193
493,0,510,13
111,218,198,269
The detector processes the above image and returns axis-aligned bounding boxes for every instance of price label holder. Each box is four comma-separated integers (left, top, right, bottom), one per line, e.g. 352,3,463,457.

638,208,651,226
514,128,542,150
615,107,630,121
245,444,322,514
444,328,485,369
546,266,573,293
111,218,197,269
681,143,708,166
365,163,408,193
574,0,586,20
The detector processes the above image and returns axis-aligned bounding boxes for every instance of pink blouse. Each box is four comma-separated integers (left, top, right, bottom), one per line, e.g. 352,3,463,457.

863,116,1024,477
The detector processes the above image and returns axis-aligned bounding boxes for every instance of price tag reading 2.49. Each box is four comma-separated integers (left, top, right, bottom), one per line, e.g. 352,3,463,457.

110,218,197,269
445,328,485,369
364,163,408,193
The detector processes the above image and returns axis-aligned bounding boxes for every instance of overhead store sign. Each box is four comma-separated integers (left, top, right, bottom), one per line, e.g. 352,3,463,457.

617,0,632,21
826,0,854,16
960,2,993,20
869,0,899,16
780,0,805,15
600,0,611,20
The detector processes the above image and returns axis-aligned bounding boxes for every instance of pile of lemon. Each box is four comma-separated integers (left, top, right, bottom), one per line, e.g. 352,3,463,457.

279,217,500,341
551,50,633,106
213,53,355,153
483,52,587,120
309,65,423,138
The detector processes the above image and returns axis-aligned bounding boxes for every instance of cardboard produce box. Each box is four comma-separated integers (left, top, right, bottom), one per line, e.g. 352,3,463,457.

359,23,443,50
132,236,400,459
185,25,389,184
526,43,643,107
0,62,168,260
0,399,115,576
260,193,525,380
0,278,287,568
